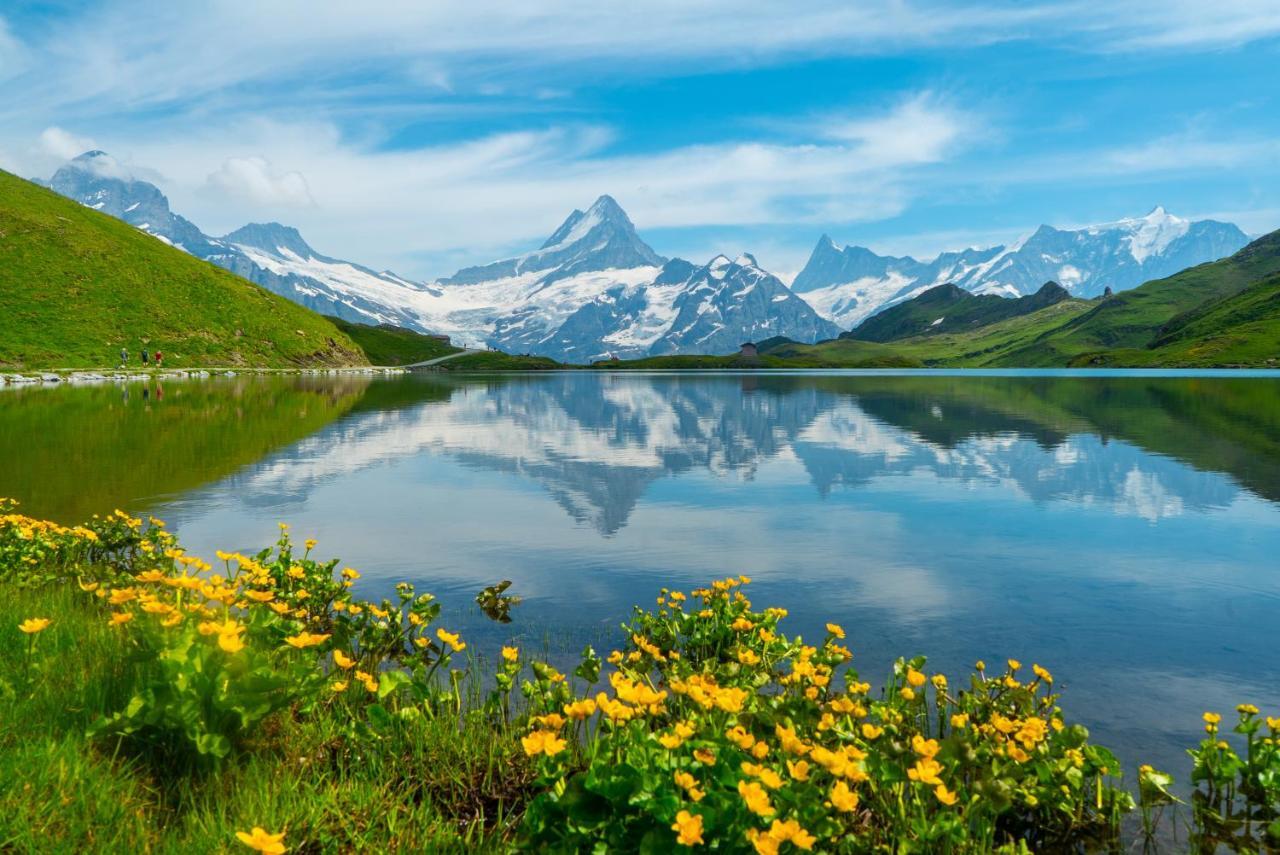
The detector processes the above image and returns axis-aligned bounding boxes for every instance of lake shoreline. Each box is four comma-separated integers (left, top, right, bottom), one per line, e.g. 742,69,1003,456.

0,365,407,388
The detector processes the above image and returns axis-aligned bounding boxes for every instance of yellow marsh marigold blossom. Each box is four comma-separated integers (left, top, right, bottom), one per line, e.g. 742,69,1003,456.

906,668,926,687
244,590,275,603
502,646,519,662
951,713,969,728
436,628,466,652
1237,703,1259,716
1008,658,1022,672
161,612,184,628
110,611,135,626
659,732,685,750
355,670,378,692
861,723,883,739
766,819,816,851
341,567,360,580
730,617,753,632
284,632,330,649
825,622,845,639
737,780,775,817
304,539,317,550
746,829,779,855
908,757,944,786
786,759,811,781
830,779,860,812
693,748,716,765
736,648,760,666
935,783,960,806
1267,716,1280,732
673,771,705,802
330,680,348,693
671,810,705,846
521,729,567,757
235,827,287,854
218,632,246,654
18,618,50,634
564,699,597,720
1033,664,1053,683
900,687,916,701
333,650,356,670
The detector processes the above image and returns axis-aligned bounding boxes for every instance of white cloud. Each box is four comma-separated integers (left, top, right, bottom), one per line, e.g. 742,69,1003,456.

207,156,315,208
39,126,97,161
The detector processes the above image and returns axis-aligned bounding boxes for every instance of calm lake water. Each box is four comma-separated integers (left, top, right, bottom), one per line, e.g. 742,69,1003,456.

4,369,1280,783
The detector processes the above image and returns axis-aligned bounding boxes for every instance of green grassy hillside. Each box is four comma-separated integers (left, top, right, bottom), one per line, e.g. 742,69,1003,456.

0,170,366,369
1076,270,1280,367
760,298,1093,367
842,281,1071,343
1001,230,1280,366
324,316,460,365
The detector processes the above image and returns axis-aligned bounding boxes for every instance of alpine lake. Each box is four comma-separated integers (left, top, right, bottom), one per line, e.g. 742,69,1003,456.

4,368,1279,788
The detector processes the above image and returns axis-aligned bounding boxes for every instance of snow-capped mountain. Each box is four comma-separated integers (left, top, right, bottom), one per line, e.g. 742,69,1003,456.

793,208,1249,328
43,154,837,361
407,198,840,361
44,151,434,328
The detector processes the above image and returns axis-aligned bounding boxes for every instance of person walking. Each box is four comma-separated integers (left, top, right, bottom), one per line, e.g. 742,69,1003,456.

141,349,149,367
119,347,127,368
154,350,163,368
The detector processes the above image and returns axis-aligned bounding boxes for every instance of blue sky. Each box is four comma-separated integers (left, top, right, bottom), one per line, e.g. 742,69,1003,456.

0,1,1277,280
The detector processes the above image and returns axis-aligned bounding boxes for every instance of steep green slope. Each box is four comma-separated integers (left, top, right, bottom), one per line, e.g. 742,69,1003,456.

0,170,366,369
1002,230,1280,366
843,281,1071,343
1077,270,1280,367
324,316,460,365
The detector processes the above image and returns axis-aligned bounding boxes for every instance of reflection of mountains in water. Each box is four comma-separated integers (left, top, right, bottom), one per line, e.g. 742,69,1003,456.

236,373,1280,535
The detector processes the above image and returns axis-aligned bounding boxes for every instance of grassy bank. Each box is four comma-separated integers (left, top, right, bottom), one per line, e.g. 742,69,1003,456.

2,503,1277,853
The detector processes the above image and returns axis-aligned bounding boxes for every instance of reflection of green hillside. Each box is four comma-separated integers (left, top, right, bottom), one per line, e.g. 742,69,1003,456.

0,377,368,522
786,374,1280,504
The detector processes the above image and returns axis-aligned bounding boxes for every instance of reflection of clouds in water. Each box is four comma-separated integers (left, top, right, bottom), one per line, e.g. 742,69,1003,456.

1119,466,1184,522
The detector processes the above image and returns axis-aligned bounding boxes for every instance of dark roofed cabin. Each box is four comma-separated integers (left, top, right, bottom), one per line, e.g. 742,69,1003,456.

739,342,758,358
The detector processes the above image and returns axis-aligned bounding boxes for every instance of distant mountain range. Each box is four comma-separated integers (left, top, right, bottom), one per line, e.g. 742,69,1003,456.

792,209,1249,329
41,151,1251,363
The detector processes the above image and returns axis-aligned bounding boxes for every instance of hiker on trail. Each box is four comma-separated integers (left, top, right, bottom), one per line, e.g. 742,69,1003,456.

141,349,149,366
154,350,163,368
119,347,127,368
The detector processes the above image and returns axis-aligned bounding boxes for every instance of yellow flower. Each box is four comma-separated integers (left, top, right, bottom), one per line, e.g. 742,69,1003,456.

736,648,760,666
341,567,360,580
521,729,567,757
825,622,845,639
304,539,317,550
1007,658,1022,672
861,723,883,739
659,732,685,750
900,687,915,701
218,632,246,654
671,810,704,846
563,699,597,720
935,783,959,806
950,713,969,729
109,611,135,626
829,779,859,812
1237,703,1259,716
694,748,716,765
355,670,378,692
284,632,330,649
766,819,815,851
737,780,775,817
436,628,466,652
1033,664,1053,683
161,612,184,628
906,667,926,687
1266,716,1280,732
1203,712,1222,725
330,680,348,693
727,725,756,750
746,829,779,855
244,590,275,603
18,617,50,634
235,826,287,854
975,660,986,671
502,646,519,662
333,650,356,670
908,757,943,786
786,759,810,781
673,771,705,802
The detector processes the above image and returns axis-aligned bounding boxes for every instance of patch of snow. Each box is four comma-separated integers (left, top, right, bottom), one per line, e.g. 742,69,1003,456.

930,317,945,327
